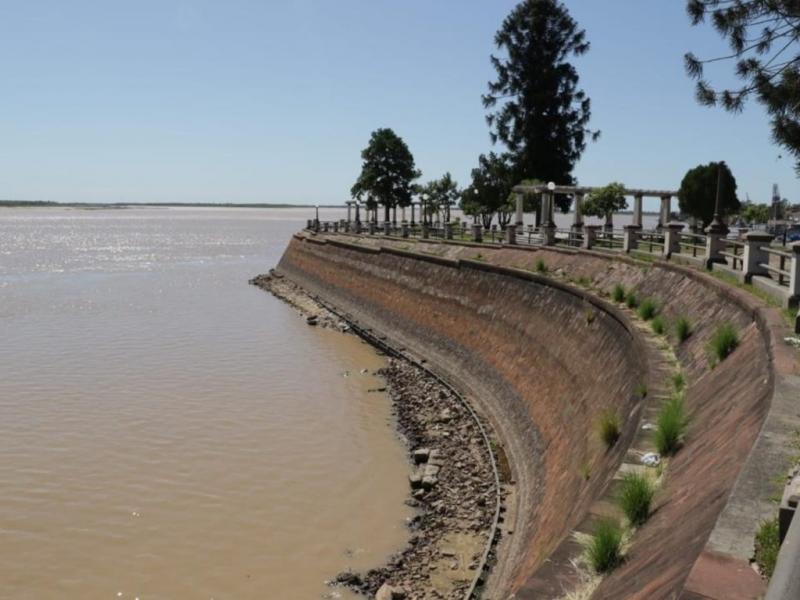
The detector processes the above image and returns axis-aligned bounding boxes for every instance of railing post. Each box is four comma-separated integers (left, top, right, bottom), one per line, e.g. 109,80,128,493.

705,231,726,268
623,225,641,253
306,219,313,230
541,224,556,246
582,224,599,250
368,221,376,235
401,223,409,238
743,231,775,281
472,224,483,243
663,222,684,258
787,242,800,299
505,224,517,245
383,221,391,235
444,222,454,240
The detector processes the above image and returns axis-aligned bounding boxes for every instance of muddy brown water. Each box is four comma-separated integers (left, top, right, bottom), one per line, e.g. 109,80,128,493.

0,207,413,599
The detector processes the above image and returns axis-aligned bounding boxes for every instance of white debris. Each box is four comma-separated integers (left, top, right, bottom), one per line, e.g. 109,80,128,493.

641,452,661,467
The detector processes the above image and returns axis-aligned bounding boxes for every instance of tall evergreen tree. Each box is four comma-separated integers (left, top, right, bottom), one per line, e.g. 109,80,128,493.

678,161,740,226
685,1,800,171
483,0,598,200
351,128,420,223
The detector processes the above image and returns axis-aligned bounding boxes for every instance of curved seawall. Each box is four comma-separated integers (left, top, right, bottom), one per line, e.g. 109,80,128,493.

273,232,799,599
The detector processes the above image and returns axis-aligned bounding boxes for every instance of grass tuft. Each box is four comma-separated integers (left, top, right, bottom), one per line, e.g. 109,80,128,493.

651,315,666,335
635,382,648,398
637,298,658,321
618,472,656,527
612,284,626,303
674,316,692,343
598,409,621,448
655,394,689,456
709,323,739,364
585,309,596,325
755,517,780,579
585,518,624,573
535,258,548,273
625,292,639,309
672,372,685,392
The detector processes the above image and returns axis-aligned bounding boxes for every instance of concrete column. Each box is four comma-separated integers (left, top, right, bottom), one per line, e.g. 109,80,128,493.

572,193,584,231
444,222,453,240
633,194,643,228
369,221,376,235
658,196,671,229
402,223,409,238
401,206,406,223
505,224,516,245
515,193,524,228
383,221,391,235
346,203,352,223
547,193,556,227
354,220,362,234
705,231,726,268
743,231,776,281
788,242,800,298
422,223,429,239
663,222,684,258
583,225,600,250
332,222,338,233
306,219,313,229
541,224,556,246
322,222,329,232
410,202,416,225
471,223,483,243
623,225,641,253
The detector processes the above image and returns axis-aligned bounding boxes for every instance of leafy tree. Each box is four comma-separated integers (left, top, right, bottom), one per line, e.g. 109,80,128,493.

466,153,516,227
740,201,771,224
685,1,800,171
582,182,628,229
678,161,740,226
418,173,460,223
351,128,420,223
483,0,598,194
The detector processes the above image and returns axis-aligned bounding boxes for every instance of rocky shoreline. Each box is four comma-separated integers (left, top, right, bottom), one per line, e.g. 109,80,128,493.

249,271,499,600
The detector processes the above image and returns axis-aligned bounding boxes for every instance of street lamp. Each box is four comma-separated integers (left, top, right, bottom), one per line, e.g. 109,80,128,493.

314,204,320,231
545,182,556,228
421,193,428,226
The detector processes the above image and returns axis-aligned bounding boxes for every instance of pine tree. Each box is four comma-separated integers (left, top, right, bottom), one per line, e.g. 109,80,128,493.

483,0,598,199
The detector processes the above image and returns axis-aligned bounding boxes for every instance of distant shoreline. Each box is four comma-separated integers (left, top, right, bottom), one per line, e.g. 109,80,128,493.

0,200,345,209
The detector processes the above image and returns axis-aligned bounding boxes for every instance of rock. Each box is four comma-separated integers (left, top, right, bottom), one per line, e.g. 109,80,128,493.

413,448,430,464
376,583,407,600
306,315,318,325
409,472,423,489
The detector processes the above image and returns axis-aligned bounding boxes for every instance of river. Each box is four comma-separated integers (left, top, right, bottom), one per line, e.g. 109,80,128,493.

0,206,412,599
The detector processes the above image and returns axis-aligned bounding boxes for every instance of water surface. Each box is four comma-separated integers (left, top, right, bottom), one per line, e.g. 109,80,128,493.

0,206,412,599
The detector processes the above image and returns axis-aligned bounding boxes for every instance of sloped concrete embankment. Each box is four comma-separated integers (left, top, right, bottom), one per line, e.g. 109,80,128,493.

275,235,650,597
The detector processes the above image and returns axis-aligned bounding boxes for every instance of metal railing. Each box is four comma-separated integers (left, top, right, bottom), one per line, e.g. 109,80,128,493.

678,232,707,258
760,246,793,287
720,240,744,271
637,231,665,254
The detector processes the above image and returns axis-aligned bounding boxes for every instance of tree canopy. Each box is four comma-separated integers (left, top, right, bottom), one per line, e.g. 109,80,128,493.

350,128,420,222
582,182,628,221
483,0,598,187
739,201,771,224
462,153,516,227
417,173,460,222
684,1,800,171
678,161,740,226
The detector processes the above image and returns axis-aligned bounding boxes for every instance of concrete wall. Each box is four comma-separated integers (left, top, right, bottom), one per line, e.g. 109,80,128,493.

275,234,782,599
278,236,650,595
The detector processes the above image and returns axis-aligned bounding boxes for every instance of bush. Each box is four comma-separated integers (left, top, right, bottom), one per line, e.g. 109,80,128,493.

709,323,739,363
598,409,621,448
637,298,658,321
651,315,666,335
617,472,655,527
625,292,639,309
675,316,692,342
755,518,780,578
612,284,626,303
585,518,624,573
655,394,689,456
535,258,548,273
672,372,685,391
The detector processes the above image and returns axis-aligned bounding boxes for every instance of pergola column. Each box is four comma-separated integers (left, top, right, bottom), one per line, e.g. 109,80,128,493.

346,202,352,223
572,192,584,231
515,193,524,228
659,195,671,229
410,202,416,225
633,194,643,228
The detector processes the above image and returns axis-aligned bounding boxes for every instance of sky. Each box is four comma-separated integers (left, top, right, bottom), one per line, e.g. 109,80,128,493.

1,0,797,209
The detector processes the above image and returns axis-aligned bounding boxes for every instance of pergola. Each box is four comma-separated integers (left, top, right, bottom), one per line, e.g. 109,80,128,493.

511,183,680,230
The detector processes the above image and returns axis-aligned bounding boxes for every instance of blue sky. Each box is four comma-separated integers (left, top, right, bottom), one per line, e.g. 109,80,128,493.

1,1,796,208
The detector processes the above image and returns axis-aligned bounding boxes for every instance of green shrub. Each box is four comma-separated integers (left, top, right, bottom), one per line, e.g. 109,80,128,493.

635,382,648,398
655,394,689,456
709,323,739,363
535,258,548,273
612,284,626,303
625,292,639,309
598,409,621,448
586,309,596,324
755,518,780,578
617,472,655,527
585,518,624,573
672,372,685,391
675,316,692,342
637,298,658,321
651,315,666,335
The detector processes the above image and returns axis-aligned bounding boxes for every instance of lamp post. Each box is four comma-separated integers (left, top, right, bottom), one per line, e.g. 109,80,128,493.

546,182,556,228
314,204,320,231
707,164,729,234
421,193,428,226
473,188,479,224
